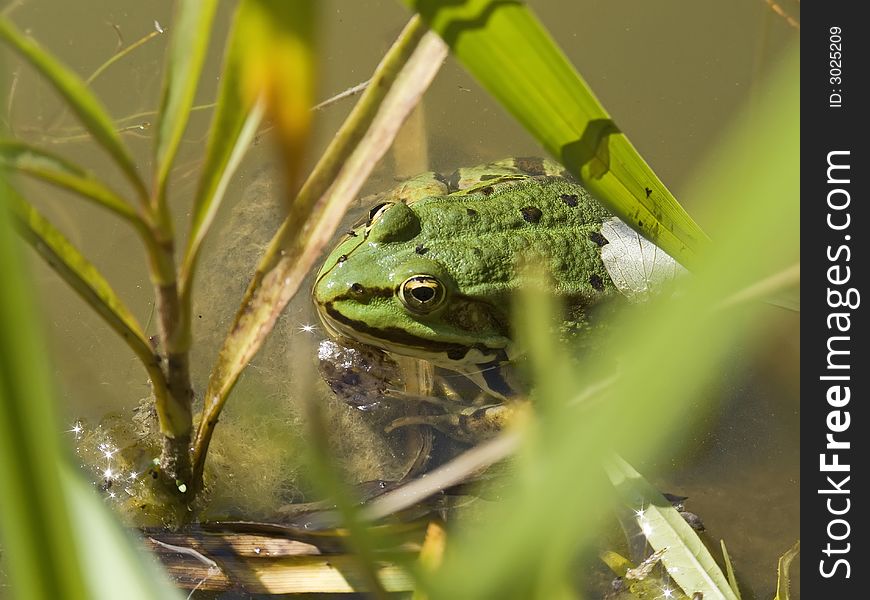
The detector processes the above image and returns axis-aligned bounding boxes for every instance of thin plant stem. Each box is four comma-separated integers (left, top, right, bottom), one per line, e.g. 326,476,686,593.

86,29,163,86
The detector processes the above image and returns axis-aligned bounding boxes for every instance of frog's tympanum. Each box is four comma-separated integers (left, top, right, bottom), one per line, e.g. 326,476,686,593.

313,158,683,442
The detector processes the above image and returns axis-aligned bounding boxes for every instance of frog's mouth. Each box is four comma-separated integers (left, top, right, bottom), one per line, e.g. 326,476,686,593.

316,301,509,369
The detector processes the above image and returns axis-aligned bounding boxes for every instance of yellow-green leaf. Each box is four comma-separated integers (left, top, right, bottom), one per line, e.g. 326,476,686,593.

404,0,709,267
0,140,140,224
153,0,219,201
6,188,155,371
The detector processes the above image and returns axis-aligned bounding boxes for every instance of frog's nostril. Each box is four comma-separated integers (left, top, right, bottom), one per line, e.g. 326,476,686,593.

350,283,365,296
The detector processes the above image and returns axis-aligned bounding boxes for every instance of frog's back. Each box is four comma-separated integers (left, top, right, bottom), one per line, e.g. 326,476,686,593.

409,175,616,303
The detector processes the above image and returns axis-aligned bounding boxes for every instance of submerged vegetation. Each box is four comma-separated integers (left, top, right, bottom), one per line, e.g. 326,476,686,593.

0,0,798,597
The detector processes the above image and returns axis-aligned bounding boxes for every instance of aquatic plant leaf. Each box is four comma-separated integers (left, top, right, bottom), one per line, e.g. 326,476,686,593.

404,0,708,268
773,541,799,600
6,188,156,372
0,140,140,224
0,183,179,599
0,17,147,200
191,15,434,482
720,540,742,599
153,0,219,199
606,457,738,600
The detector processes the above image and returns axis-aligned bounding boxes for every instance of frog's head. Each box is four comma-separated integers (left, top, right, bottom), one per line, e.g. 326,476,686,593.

312,201,512,370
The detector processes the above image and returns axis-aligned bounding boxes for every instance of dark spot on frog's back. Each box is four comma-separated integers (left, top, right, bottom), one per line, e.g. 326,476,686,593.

466,208,478,217
514,156,546,175
520,206,543,223
588,231,609,247
480,186,494,196
589,274,605,291
560,193,579,207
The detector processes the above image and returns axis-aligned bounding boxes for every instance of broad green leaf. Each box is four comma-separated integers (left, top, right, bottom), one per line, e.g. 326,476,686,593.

0,140,141,224
773,541,799,600
0,182,179,599
153,0,219,202
6,189,156,373
191,16,438,484
606,457,738,600
404,0,709,268
0,17,148,201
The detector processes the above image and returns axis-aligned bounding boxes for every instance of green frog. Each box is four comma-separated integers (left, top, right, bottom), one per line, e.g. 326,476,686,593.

312,158,682,441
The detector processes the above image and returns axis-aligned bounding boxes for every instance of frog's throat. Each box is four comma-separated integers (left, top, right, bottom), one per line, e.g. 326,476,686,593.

317,301,509,368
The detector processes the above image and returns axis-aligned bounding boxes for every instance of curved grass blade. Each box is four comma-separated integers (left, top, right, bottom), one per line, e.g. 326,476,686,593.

6,188,159,383
405,0,708,267
0,140,141,224
153,0,218,204
0,183,179,600
191,17,440,484
606,457,738,600
0,17,148,201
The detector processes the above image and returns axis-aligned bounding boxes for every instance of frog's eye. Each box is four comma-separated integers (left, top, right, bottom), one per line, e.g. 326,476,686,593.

398,275,446,314
367,202,394,225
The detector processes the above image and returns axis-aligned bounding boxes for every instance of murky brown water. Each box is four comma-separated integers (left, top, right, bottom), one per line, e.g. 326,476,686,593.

5,0,798,597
